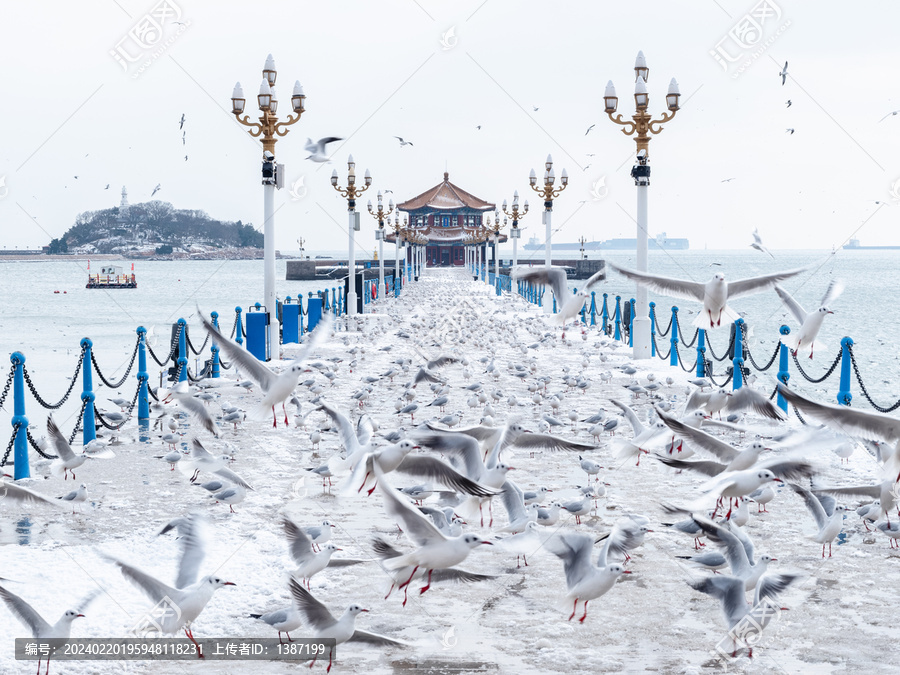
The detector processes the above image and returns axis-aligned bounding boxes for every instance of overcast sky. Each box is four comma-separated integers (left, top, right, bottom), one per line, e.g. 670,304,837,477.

1,0,898,252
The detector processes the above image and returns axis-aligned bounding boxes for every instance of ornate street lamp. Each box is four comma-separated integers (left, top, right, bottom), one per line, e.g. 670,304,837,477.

367,191,394,301
529,155,568,313
501,190,529,271
331,155,372,317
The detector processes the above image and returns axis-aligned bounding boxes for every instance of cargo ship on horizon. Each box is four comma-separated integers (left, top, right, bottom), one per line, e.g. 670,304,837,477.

523,232,689,251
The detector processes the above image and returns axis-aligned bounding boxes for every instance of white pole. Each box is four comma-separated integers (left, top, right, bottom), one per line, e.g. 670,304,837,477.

512,230,518,269
378,230,384,300
394,235,400,295
347,209,357,317
494,235,499,280
543,208,552,313
263,181,276,358
633,177,651,359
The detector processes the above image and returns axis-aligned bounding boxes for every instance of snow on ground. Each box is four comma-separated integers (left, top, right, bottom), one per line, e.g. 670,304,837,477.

2,267,900,675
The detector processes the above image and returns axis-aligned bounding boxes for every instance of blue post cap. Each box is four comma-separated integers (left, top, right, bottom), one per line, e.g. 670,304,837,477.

285,296,291,302
255,302,261,309
630,298,635,304
736,318,745,326
572,288,578,294
649,301,656,308
177,318,186,326
235,306,242,313
137,326,146,335
780,325,791,335
309,292,313,297
80,338,92,348
615,295,621,300
591,291,596,296
672,306,679,312
11,414,28,427
603,292,608,298
839,392,852,405
211,311,218,319
841,337,854,347
177,357,188,365
81,392,95,402
10,351,25,365
734,357,744,366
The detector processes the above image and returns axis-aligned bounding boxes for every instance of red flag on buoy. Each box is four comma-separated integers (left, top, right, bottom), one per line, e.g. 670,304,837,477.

131,262,134,271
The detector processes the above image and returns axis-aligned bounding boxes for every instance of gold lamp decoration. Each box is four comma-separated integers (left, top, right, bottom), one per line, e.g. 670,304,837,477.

603,50,680,158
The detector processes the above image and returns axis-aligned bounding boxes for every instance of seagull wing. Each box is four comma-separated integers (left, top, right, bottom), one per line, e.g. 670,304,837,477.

546,532,594,591
656,455,727,476
173,393,220,438
394,455,497,497
755,573,800,606
316,137,343,152
689,575,746,630
690,516,751,578
414,432,485,482
0,585,51,636
426,355,460,370
318,402,362,459
757,458,816,481
375,467,445,548
0,481,59,507
46,416,75,461
211,465,254,490
199,312,274,391
778,385,900,444
512,268,568,305
787,483,827,530
510,432,599,453
774,285,808,323
609,399,645,436
498,480,526,524
811,484,882,500
657,409,738,461
819,279,844,308
430,568,495,584
583,268,607,291
349,629,405,646
727,268,807,300
287,313,333,367
725,387,786,421
356,414,375,448
606,263,705,302
175,513,207,589
427,423,500,444
283,517,314,565
684,389,712,413
106,557,178,605
288,579,337,630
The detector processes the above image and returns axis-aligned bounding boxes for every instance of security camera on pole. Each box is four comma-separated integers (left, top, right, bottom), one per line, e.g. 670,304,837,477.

603,50,681,359
331,156,372,317
230,54,306,360
529,155,568,314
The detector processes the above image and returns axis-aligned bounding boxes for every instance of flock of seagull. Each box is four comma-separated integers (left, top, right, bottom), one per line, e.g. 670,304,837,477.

2,263,899,672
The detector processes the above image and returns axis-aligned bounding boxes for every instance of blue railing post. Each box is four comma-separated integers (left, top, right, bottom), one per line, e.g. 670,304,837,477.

136,327,150,420
209,313,221,379
496,276,501,296
590,292,597,326
602,293,609,335
80,338,96,446
649,302,657,357
837,337,854,405
10,352,29,480
235,307,244,347
696,329,707,378
628,298,635,347
613,296,622,341
776,325,791,413
177,318,188,383
670,307,679,367
732,319,745,390
552,294,557,314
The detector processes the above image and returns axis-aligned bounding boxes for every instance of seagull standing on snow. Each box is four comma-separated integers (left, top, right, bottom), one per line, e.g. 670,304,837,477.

774,280,843,359
607,262,806,329
304,136,343,163
787,482,845,558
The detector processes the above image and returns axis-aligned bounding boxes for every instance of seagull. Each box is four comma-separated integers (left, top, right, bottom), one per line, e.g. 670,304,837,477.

721,177,736,183
547,531,631,622
0,474,59,507
750,228,774,258
283,517,368,588
103,514,235,653
689,516,777,591
47,416,86,480
606,262,806,329
185,438,253,489
786,128,795,134
585,124,595,135
690,572,798,658
512,267,606,338
151,183,161,197
288,579,403,672
532,105,539,111
179,113,185,129
774,280,843,359
249,591,303,644
57,483,88,513
476,125,482,130
787,483,845,557
172,392,220,437
879,110,900,122
394,136,413,146
785,100,792,107
0,585,96,675
375,467,493,605
779,61,789,85
304,136,343,163
200,310,332,426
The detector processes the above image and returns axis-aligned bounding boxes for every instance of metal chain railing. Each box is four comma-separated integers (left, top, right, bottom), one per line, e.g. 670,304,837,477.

1,423,20,467
186,330,210,356
22,345,85,410
848,345,900,413
650,330,672,360
791,349,842,384
655,311,673,338
147,323,183,366
747,341,781,372
674,343,699,373
26,428,57,459
706,330,735,362
91,337,140,389
95,380,141,430
678,322,699,348
0,364,16,412
792,405,807,425
704,361,733,388
68,399,88,444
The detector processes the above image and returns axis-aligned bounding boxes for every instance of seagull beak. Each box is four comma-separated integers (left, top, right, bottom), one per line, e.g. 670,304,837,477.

621,571,632,574
224,582,237,586
76,614,85,618
330,524,336,528
773,478,784,483
360,608,369,612
827,310,834,315
413,445,422,450
336,548,344,552
507,467,516,471
481,541,493,545
769,558,778,562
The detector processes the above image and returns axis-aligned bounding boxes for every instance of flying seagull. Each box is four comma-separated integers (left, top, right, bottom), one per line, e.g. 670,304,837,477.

151,184,161,197
878,110,900,123
394,136,413,147
512,267,606,337
304,137,343,163
476,125,482,130
721,177,736,183
179,114,185,129
533,106,539,111
750,228,774,258
774,280,843,359
785,100,792,108
585,124,595,135
786,128,795,135
606,262,806,329
779,61,789,85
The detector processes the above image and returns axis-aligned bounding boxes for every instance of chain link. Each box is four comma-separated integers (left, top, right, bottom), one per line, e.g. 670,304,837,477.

69,399,88,445
792,405,807,425
22,345,85,410
0,364,16,412
147,322,183,366
26,428,57,458
677,321,699,348
848,345,900,413
95,380,142,430
747,341,781,372
92,337,140,389
791,349,842,384
186,329,210,355
650,329,672,360
1,423,20,467
704,360,733,388
675,342,699,373
654,311,673,337
706,330,735,362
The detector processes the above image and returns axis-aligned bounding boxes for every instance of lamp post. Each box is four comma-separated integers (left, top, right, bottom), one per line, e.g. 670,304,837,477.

486,211,503,288
331,155,372,317
390,214,407,295
296,237,306,259
230,54,306,359
604,50,680,359
579,236,587,260
502,191,529,271
529,155,568,313
368,191,394,301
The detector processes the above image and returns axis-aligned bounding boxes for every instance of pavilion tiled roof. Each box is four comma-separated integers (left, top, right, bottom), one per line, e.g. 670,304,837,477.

397,172,495,212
